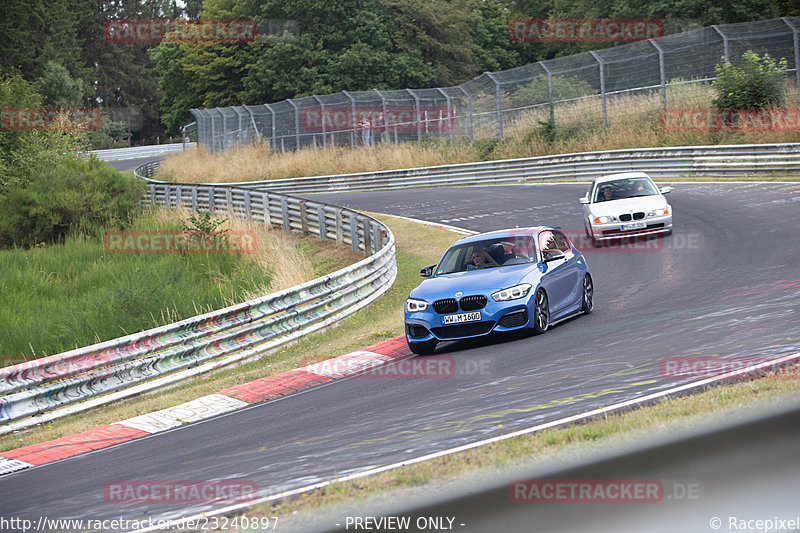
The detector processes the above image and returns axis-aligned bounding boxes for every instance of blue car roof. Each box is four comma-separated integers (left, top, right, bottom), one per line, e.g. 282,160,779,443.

451,226,558,246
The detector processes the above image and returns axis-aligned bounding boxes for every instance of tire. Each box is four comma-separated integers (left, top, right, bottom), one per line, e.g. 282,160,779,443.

407,339,438,355
581,274,594,314
532,289,550,334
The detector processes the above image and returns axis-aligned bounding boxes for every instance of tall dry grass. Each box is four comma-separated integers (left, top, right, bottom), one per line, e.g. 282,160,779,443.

158,81,800,183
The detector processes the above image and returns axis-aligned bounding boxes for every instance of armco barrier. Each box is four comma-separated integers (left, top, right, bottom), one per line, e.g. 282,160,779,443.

167,143,800,195
0,164,396,433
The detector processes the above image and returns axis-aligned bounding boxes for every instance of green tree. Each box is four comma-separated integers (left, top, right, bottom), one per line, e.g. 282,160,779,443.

712,50,787,109
36,62,84,108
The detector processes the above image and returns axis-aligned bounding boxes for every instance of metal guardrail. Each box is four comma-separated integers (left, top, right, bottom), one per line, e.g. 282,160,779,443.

0,162,396,432
163,143,800,195
89,142,196,162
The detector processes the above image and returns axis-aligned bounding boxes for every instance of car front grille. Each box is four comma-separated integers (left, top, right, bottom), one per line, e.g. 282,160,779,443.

499,310,528,328
431,321,495,339
433,298,458,314
618,212,646,222
406,323,430,339
459,295,487,311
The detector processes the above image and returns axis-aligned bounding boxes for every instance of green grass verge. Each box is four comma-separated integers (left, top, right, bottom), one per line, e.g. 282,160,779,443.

0,215,457,452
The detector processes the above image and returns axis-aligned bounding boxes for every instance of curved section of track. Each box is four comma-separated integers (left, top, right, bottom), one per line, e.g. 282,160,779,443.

2,182,799,530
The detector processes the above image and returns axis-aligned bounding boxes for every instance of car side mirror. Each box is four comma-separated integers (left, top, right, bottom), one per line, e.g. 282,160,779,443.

420,264,436,277
579,196,590,204
542,249,565,262
660,186,673,194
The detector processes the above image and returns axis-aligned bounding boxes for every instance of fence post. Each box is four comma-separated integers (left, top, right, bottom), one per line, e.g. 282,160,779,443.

436,88,454,145
312,95,326,148
457,85,474,143
540,63,555,127
589,51,608,128
783,18,800,109
408,89,422,141
712,25,729,62
649,39,667,113
374,89,389,144
288,99,300,151
343,90,357,146
264,103,276,151
484,72,504,139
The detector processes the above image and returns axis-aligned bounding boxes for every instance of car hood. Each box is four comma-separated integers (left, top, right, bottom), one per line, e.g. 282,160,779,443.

588,195,667,216
410,265,534,300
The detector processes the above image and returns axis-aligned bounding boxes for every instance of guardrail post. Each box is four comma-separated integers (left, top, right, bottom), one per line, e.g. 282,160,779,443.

281,197,290,231
712,25,729,62
150,185,156,207
363,219,372,257
299,200,309,234
244,190,252,221
484,72,504,139
783,18,800,109
226,188,234,215
208,186,216,216
176,185,183,209
191,186,198,211
349,213,359,251
262,192,272,226
373,224,382,253
456,85,474,142
317,205,326,239
335,208,343,244
589,52,608,128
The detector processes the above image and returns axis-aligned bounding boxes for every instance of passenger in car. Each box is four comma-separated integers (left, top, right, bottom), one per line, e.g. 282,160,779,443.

467,249,499,270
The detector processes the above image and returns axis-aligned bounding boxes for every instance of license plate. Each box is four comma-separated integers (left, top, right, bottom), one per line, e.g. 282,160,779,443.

620,222,646,231
442,311,481,325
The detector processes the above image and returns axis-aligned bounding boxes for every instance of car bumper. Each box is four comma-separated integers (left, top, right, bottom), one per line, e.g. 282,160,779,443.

589,214,672,241
405,301,532,342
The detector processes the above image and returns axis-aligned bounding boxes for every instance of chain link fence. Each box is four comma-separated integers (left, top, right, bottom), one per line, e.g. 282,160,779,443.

191,17,800,153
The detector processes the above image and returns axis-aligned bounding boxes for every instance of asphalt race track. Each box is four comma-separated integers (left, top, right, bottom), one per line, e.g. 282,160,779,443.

3,182,799,531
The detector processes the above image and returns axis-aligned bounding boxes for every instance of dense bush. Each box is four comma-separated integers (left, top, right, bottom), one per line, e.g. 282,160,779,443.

712,50,787,110
0,155,145,248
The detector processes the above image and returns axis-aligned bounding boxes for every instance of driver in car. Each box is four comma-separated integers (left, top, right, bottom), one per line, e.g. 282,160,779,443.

467,249,499,270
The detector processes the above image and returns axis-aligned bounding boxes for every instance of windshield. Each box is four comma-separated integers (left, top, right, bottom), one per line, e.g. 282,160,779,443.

594,177,658,202
435,236,537,275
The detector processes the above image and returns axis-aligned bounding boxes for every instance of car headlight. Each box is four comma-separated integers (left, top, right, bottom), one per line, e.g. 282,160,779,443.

648,207,669,217
491,283,532,302
406,298,429,313
593,215,617,224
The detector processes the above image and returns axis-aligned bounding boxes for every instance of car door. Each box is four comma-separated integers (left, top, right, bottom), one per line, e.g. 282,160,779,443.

538,230,575,315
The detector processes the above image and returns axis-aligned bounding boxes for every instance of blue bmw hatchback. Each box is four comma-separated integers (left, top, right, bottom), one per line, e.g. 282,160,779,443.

404,227,593,354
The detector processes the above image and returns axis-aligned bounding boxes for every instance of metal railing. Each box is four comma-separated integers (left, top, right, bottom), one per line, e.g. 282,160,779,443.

0,162,396,433
179,143,800,195
189,17,800,153
90,142,196,162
